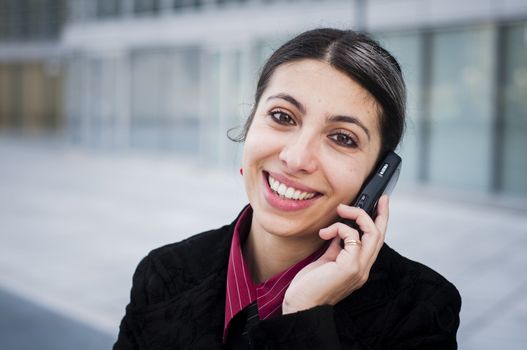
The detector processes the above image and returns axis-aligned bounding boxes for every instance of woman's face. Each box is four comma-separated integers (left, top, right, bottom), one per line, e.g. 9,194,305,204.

243,59,382,240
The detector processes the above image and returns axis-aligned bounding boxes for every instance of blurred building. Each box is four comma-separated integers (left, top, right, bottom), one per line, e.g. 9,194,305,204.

1,0,527,198
0,0,65,134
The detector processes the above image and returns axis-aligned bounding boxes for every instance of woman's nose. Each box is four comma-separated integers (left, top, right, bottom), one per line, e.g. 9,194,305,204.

278,134,318,174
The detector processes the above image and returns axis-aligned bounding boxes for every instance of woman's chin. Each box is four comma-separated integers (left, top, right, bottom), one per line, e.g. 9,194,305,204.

252,208,323,241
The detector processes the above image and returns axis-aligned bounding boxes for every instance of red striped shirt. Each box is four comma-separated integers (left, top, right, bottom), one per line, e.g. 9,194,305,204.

223,206,327,343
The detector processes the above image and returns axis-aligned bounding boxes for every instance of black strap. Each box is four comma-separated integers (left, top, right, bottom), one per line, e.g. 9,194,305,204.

226,302,260,349
242,302,260,336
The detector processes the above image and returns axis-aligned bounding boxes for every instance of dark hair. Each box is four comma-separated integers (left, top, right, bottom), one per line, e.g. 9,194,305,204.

231,28,406,156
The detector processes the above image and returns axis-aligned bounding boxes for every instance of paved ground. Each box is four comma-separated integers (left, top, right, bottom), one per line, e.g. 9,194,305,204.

1,136,526,349
0,287,114,350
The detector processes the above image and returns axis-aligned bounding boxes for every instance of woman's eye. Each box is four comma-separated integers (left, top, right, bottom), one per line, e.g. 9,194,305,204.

269,110,295,125
329,132,358,148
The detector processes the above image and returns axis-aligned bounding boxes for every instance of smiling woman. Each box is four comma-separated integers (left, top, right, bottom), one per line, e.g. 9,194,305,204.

243,60,381,245
114,29,461,350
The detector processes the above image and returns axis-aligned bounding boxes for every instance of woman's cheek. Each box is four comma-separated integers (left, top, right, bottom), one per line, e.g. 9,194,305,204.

329,161,365,204
244,134,266,163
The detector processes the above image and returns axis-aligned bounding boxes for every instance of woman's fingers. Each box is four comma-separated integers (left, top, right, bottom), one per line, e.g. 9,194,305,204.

336,204,379,237
319,221,360,240
319,221,362,265
318,198,390,276
318,236,342,261
335,201,387,269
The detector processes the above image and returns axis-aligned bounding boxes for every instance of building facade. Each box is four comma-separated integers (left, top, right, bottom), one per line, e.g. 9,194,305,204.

1,0,527,198
0,0,66,133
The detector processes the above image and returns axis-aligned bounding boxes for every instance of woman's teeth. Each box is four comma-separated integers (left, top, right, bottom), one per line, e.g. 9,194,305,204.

268,175,316,200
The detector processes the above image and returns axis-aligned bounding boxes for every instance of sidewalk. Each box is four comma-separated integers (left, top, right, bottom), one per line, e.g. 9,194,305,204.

0,287,114,350
1,137,526,349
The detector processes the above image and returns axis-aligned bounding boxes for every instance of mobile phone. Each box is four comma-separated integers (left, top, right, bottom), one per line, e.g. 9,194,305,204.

340,151,402,230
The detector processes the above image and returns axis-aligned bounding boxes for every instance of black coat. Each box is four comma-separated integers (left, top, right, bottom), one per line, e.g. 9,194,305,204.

114,214,461,349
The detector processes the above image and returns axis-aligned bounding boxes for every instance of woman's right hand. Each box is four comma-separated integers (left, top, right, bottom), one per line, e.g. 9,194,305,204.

282,195,389,314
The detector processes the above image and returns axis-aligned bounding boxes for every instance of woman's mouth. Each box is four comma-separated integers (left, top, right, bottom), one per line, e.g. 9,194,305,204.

268,175,317,200
262,171,321,211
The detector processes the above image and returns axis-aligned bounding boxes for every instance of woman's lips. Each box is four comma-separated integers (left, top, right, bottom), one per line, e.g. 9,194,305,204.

266,171,319,193
262,171,321,211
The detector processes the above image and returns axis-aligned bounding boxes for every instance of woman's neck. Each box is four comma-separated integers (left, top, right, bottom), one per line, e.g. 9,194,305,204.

243,220,324,284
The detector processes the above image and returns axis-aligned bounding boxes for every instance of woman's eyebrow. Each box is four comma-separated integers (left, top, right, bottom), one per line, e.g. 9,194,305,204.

266,93,306,114
329,115,371,141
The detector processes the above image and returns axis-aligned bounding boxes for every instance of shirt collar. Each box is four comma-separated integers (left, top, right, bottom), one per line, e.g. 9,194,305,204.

223,205,327,343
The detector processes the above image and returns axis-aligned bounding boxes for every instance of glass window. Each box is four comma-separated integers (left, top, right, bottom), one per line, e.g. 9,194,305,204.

0,0,64,41
27,0,43,39
173,0,186,10
96,0,121,18
64,57,84,142
48,0,66,36
131,51,164,148
42,60,64,129
0,0,7,40
216,0,248,5
134,0,159,15
130,47,201,152
428,26,495,192
7,0,25,40
204,49,243,165
0,64,11,127
4,64,22,129
174,0,203,10
86,58,105,146
90,58,119,147
377,32,422,185
502,22,527,196
20,62,45,131
160,48,202,153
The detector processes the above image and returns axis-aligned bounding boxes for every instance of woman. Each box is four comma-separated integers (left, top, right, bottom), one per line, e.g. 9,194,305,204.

114,28,461,349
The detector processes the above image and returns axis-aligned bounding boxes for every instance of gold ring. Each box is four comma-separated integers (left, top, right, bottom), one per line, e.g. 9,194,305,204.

344,239,362,247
